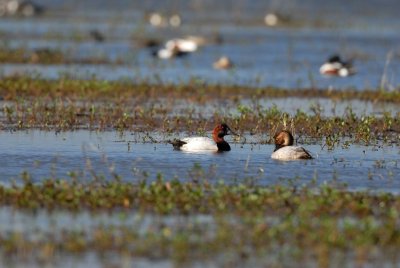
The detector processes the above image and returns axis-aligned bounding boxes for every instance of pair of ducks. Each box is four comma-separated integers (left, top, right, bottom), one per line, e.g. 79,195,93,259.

171,123,312,160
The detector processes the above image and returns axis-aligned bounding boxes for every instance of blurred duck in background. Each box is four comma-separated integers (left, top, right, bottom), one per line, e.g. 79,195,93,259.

213,56,234,70
152,37,203,59
319,55,356,77
0,0,44,17
148,12,181,28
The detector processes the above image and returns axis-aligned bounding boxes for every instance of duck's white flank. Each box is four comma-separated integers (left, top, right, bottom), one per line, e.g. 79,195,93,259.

165,39,198,52
319,62,342,74
179,137,218,151
271,146,311,160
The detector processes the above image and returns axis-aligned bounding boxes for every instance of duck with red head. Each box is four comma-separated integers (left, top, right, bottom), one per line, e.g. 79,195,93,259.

170,123,236,152
271,130,313,160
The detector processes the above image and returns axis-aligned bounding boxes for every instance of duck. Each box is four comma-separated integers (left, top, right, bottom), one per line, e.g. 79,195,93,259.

319,55,355,77
153,38,198,59
89,29,105,42
170,123,236,152
271,130,313,160
213,56,234,70
154,45,189,59
1,0,44,17
152,38,200,59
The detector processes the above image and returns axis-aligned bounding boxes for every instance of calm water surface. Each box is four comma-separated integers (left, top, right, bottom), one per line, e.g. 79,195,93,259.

0,1,399,266
0,0,399,89
1,130,399,192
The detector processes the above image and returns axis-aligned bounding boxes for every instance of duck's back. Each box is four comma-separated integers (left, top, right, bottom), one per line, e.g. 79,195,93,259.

271,146,312,160
178,137,217,151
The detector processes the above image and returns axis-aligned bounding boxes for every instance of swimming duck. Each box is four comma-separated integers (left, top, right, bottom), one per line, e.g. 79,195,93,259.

170,123,236,152
271,130,313,160
319,55,355,77
213,56,234,70
153,38,200,59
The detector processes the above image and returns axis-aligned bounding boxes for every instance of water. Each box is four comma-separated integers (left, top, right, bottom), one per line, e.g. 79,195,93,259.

1,1,399,266
0,0,399,89
1,130,399,193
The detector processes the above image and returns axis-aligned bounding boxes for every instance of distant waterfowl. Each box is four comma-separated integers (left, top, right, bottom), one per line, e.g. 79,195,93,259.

264,12,291,27
149,12,167,27
213,56,234,70
184,35,207,46
89,30,105,42
148,12,182,28
0,0,43,16
264,13,279,26
169,14,181,27
170,123,237,152
271,130,313,160
153,38,199,59
319,55,355,77
153,46,188,59
166,38,198,53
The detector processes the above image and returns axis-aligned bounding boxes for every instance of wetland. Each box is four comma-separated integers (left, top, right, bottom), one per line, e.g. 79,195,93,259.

0,0,400,267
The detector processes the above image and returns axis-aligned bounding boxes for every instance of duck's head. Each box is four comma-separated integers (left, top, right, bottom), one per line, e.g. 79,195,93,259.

328,55,342,63
212,123,236,142
273,130,294,151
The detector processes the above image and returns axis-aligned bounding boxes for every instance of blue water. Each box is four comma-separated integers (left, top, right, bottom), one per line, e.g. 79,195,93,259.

1,1,399,267
1,130,399,193
0,0,399,89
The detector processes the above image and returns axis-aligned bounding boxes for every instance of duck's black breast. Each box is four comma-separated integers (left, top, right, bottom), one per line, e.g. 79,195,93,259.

217,141,231,152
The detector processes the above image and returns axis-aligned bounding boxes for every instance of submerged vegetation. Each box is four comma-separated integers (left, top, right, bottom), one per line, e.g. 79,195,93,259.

0,48,123,65
1,177,400,266
0,76,398,265
0,1,399,267
0,76,399,146
1,75,400,102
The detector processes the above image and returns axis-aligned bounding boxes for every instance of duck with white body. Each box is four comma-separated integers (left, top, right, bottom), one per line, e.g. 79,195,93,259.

319,55,355,77
271,130,313,160
170,123,237,152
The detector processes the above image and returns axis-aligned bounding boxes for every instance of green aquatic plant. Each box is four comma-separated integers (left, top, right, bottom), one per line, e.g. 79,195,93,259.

0,76,399,146
0,76,399,102
0,177,398,266
0,47,123,65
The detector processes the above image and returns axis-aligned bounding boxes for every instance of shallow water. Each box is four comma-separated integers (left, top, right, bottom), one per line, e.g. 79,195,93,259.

173,97,400,117
0,0,399,89
1,130,399,192
0,1,399,266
